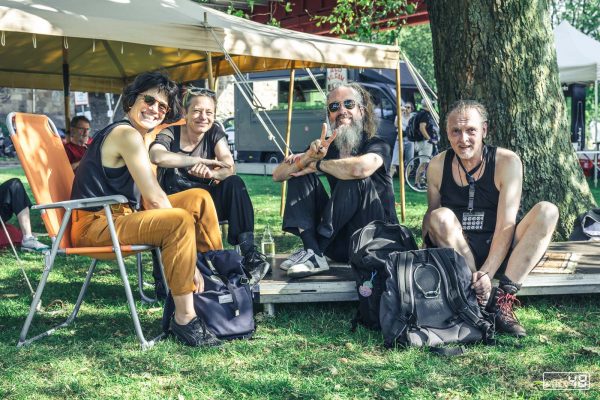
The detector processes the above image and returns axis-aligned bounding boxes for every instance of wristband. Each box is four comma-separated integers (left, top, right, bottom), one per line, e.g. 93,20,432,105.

316,160,323,172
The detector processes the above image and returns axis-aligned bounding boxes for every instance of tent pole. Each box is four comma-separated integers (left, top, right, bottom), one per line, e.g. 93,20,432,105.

62,41,71,132
280,62,296,217
396,60,406,222
595,79,598,187
207,52,215,91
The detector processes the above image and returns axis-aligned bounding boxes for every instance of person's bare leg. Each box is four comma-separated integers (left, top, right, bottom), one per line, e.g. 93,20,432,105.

504,202,559,283
425,207,477,272
16,207,33,237
172,294,196,325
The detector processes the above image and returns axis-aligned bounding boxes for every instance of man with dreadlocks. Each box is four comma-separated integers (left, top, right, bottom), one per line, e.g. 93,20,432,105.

422,99,559,337
273,83,397,278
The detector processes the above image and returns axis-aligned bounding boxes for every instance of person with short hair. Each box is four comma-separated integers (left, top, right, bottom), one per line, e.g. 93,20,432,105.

149,86,270,287
64,115,91,170
0,178,48,251
273,83,397,277
422,100,559,337
70,72,223,347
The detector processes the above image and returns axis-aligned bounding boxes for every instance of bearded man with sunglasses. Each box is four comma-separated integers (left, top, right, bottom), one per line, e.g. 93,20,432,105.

273,83,397,278
422,100,559,337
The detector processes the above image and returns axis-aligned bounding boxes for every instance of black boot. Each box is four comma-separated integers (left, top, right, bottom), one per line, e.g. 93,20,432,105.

486,279,527,337
238,232,270,286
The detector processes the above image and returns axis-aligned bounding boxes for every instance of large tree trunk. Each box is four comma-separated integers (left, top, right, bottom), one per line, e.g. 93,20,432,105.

427,0,596,239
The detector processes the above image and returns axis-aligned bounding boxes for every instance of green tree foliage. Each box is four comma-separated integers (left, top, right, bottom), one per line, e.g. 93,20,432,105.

550,0,600,39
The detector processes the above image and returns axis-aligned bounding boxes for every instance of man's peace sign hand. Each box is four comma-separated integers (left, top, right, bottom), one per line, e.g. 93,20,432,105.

307,123,338,161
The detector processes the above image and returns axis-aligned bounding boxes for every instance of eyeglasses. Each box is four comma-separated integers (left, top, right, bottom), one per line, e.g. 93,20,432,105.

327,99,358,113
183,86,216,108
140,94,170,114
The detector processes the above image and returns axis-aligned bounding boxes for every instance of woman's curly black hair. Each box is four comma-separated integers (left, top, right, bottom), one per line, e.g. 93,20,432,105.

122,71,182,123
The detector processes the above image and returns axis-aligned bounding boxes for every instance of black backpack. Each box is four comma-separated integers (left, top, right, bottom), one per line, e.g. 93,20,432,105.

349,221,418,331
569,208,600,241
405,114,419,142
380,248,494,351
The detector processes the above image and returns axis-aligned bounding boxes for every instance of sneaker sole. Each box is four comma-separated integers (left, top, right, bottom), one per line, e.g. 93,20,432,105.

287,266,330,278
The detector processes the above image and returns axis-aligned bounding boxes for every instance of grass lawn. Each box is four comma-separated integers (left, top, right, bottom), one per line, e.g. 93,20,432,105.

0,167,599,399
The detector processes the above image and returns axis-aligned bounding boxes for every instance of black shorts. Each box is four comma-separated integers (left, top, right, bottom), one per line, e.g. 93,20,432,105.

424,231,511,279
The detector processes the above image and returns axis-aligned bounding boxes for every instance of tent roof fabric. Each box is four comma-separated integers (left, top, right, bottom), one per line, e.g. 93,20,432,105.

0,0,400,92
554,20,600,84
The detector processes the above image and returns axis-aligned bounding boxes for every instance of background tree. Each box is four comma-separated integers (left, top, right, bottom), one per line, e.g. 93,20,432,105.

427,0,595,238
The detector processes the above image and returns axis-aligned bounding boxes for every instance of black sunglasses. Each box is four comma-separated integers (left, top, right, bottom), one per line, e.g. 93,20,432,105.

183,86,216,108
327,99,358,113
141,94,170,114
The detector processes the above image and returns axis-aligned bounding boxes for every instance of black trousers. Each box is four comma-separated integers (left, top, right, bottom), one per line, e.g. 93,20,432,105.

0,178,32,222
195,175,254,245
282,174,385,263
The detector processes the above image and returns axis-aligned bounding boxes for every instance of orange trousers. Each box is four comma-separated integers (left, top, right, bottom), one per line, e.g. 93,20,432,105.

71,189,223,296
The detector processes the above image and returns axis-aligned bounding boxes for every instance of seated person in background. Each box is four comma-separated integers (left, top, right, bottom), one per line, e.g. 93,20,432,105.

422,100,559,337
64,116,91,170
273,83,397,278
149,87,270,285
0,178,49,251
70,72,223,347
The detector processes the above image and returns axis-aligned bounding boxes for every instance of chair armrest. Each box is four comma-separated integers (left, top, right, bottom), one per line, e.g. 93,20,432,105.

32,195,129,211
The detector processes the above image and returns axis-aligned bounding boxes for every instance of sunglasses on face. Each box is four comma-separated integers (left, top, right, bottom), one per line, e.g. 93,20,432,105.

327,99,358,113
141,94,170,114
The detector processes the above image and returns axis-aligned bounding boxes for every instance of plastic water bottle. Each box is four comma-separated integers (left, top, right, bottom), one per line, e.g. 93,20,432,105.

261,225,276,263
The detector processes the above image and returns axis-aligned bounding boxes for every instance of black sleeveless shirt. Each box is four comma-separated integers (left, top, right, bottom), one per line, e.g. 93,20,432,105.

71,120,140,210
440,146,499,234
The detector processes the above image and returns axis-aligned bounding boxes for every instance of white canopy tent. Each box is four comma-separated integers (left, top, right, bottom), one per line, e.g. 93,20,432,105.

554,20,600,150
0,0,409,219
0,0,399,92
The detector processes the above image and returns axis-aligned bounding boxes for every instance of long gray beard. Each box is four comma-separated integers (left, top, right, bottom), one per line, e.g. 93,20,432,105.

333,120,363,157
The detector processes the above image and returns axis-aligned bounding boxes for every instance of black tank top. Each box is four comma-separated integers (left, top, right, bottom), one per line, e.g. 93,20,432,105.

440,146,499,234
71,120,140,210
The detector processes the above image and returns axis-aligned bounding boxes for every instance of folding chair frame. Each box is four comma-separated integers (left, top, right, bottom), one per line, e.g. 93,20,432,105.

8,113,169,350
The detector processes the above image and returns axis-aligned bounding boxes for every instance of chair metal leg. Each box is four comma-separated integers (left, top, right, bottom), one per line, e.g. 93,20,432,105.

154,248,170,295
137,252,158,304
18,244,97,347
104,206,164,350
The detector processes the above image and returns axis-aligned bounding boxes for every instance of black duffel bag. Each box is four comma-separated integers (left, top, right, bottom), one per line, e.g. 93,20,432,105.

162,250,255,340
380,248,494,352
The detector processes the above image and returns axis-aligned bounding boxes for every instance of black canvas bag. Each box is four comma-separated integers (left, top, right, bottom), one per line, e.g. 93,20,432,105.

380,248,494,350
569,208,600,241
349,220,418,330
162,250,255,340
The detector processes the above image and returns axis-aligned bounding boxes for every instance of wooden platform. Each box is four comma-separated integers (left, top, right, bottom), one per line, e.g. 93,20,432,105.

256,241,600,315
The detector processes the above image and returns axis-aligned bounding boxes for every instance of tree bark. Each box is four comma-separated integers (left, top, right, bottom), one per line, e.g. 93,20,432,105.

427,0,596,239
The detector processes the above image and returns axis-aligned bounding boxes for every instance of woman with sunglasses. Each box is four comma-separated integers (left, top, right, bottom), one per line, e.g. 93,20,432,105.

70,72,223,347
149,87,270,285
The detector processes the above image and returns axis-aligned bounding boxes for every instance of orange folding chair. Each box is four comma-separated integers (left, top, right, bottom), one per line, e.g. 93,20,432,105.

7,112,169,349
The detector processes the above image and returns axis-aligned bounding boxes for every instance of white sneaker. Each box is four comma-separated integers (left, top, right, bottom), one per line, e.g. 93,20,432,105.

287,249,330,278
21,235,49,252
279,248,308,271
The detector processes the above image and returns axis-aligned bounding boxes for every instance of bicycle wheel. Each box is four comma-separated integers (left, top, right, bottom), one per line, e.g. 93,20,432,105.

405,155,431,192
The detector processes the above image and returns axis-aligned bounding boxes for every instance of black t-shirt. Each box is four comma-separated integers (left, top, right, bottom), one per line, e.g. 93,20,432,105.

324,135,398,223
414,110,436,141
151,124,227,187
